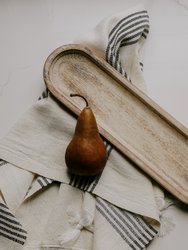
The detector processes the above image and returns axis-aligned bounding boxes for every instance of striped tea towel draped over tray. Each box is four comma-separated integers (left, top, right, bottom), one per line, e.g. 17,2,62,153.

0,4,165,250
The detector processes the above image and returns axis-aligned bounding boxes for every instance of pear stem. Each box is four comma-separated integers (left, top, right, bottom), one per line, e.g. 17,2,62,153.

70,93,89,107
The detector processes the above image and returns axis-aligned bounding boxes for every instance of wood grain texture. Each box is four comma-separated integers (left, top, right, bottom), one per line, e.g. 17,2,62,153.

43,44,188,203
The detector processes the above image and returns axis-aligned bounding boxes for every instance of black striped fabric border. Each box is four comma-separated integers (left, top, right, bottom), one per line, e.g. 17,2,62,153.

96,197,157,250
0,160,7,167
38,87,49,100
104,139,113,157
106,10,149,80
0,202,27,245
36,176,53,188
69,173,101,193
24,176,53,199
139,62,144,71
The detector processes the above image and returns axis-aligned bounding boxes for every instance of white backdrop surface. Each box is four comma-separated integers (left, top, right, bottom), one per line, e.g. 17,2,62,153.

0,1,188,249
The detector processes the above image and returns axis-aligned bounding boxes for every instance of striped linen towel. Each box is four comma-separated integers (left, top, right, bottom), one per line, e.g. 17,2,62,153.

0,200,27,246
0,4,164,250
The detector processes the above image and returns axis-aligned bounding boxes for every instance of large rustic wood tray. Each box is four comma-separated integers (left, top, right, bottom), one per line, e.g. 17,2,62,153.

43,44,188,203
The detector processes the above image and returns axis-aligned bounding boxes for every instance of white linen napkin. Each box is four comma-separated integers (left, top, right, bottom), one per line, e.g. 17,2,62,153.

0,4,165,250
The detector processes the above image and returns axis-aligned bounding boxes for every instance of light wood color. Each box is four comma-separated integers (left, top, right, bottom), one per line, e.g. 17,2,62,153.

43,44,188,203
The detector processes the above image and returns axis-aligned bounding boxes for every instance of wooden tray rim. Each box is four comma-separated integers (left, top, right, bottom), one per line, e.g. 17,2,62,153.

43,44,188,203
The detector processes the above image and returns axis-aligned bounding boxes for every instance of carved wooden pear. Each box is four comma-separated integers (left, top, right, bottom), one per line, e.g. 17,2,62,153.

65,94,107,176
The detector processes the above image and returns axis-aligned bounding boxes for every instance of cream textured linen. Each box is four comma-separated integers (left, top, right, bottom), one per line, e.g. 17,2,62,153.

0,4,164,250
